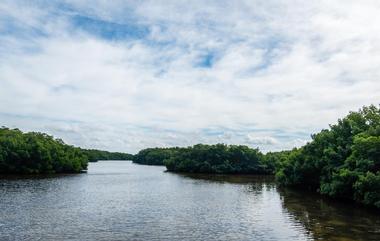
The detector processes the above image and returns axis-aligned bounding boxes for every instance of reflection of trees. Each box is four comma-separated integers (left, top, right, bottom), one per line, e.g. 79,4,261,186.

176,173,278,201
279,188,380,241
245,179,277,195
176,173,276,203
177,173,274,184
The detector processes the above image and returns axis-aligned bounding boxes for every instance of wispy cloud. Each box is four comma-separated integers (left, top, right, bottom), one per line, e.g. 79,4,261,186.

0,0,379,153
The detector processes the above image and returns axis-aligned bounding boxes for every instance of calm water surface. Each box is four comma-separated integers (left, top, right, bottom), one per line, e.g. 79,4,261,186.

0,161,379,241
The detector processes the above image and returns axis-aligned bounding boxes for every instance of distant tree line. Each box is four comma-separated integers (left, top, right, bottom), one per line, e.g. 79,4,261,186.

133,144,274,174
82,149,133,162
0,127,132,174
164,144,273,174
133,105,379,208
1,104,379,208
133,147,182,166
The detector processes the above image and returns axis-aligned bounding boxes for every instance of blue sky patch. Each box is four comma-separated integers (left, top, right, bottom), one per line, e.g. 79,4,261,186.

195,51,217,68
71,15,149,40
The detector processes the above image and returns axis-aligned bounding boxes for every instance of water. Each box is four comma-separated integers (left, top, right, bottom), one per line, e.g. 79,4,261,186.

0,161,379,241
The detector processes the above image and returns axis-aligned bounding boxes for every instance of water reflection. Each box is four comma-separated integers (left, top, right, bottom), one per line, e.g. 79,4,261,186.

181,173,380,241
178,173,275,184
178,173,277,197
279,188,380,241
0,162,379,241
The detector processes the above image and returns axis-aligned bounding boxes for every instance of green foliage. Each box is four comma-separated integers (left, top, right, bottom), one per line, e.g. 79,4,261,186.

162,143,272,174
0,127,88,174
274,105,380,208
0,127,133,174
354,172,380,208
82,149,133,162
263,150,293,175
133,144,273,174
133,147,181,165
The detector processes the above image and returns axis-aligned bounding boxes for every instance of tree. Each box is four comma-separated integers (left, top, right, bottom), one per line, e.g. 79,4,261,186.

274,105,380,208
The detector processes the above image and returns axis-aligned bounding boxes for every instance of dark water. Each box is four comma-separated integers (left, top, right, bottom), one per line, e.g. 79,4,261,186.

0,161,379,241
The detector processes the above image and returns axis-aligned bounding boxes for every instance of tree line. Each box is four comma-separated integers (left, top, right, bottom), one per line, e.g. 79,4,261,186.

0,127,132,174
1,105,378,207
82,149,133,162
133,105,379,208
274,105,380,208
133,147,182,166
133,144,274,174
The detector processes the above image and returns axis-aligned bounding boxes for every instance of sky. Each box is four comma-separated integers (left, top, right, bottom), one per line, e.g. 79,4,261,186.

0,0,379,153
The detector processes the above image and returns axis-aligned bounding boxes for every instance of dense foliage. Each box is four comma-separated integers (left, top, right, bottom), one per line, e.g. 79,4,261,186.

275,105,380,208
133,147,181,165
133,145,274,174
0,127,133,174
133,105,380,208
0,127,88,174
163,144,273,174
3,104,378,208
82,149,133,162
133,144,273,174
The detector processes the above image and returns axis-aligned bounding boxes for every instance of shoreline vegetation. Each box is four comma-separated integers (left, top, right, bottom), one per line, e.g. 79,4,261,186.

0,128,133,174
1,105,379,208
133,144,274,174
132,105,380,208
82,149,133,162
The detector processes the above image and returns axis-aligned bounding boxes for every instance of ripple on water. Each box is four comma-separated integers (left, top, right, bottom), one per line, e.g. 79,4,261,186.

0,161,379,241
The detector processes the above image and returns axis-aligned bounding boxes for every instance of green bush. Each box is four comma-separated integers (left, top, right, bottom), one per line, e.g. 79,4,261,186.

82,149,133,162
163,143,272,174
133,147,181,165
275,105,380,208
0,127,88,174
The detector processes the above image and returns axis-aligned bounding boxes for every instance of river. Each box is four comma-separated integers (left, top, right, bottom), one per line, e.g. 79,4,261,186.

0,161,379,241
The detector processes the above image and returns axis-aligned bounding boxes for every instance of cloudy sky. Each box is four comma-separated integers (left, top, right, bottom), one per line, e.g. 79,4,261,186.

0,0,379,153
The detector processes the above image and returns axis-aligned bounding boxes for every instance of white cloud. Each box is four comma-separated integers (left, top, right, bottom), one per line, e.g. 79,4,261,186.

245,134,279,145
0,0,379,153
